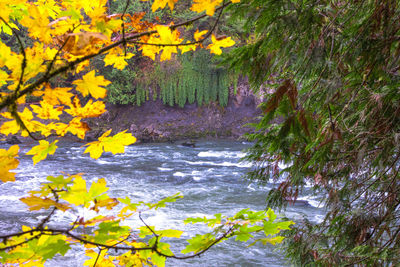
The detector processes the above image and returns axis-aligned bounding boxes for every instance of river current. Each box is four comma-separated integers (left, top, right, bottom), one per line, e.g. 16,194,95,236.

0,140,324,266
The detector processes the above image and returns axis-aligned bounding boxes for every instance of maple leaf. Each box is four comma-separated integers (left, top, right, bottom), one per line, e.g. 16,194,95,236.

72,70,110,99
156,25,182,61
151,0,179,12
20,196,70,211
61,177,110,208
34,86,74,105
194,29,208,41
53,118,90,139
0,145,19,182
20,4,52,44
103,52,134,70
83,129,136,159
30,101,63,120
59,31,108,56
207,35,235,55
141,43,161,60
60,175,87,206
191,0,223,16
91,198,119,212
26,140,58,165
65,97,106,118
0,108,34,136
180,41,198,54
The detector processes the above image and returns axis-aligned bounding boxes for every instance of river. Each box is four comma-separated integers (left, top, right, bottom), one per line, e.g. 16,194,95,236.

0,140,324,266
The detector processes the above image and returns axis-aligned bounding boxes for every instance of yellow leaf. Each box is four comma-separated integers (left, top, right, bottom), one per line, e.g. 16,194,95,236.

0,108,39,136
30,101,63,120
73,70,110,99
91,198,119,212
194,29,208,41
103,52,134,70
88,178,108,200
151,0,178,12
156,25,182,61
0,69,9,85
0,145,19,182
26,140,58,165
83,130,136,159
207,35,235,55
53,118,90,139
20,4,52,44
65,97,106,118
140,43,161,61
180,41,198,54
60,175,87,206
191,0,223,16
19,196,70,211
39,86,74,105
84,249,115,267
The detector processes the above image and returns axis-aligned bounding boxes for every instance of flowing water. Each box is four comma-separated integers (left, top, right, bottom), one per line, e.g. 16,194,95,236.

0,140,324,266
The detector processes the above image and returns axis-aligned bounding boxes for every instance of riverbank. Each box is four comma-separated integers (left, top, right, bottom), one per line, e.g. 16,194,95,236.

86,95,261,143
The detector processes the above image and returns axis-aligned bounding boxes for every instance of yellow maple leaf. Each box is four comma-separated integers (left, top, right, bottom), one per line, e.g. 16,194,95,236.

0,108,33,136
180,41,198,54
151,0,179,12
72,70,110,99
19,196,70,211
65,97,106,118
41,86,74,105
61,176,110,208
0,108,49,137
194,29,208,41
53,118,90,139
103,52,135,70
156,25,182,61
191,0,223,16
140,43,161,60
30,101,63,120
60,175,87,206
207,35,235,55
83,129,136,159
0,145,19,182
20,4,52,44
26,140,58,165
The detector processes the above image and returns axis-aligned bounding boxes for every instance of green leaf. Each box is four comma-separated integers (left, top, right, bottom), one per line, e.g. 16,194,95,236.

181,233,215,254
266,208,277,221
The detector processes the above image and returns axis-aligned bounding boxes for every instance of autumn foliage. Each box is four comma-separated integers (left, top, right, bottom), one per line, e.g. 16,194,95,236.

0,0,292,265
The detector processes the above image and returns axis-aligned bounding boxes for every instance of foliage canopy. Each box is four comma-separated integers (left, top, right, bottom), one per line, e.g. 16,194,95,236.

226,0,400,265
0,0,292,266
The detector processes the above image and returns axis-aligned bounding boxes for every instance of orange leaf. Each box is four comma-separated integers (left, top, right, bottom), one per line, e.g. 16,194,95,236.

20,196,70,211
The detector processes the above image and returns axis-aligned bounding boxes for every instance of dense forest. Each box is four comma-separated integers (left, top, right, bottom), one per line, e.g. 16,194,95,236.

0,0,399,266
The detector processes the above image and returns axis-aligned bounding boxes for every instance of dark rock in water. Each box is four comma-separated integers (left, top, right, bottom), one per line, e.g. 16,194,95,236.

292,200,311,207
181,141,196,148
6,135,21,144
285,198,311,207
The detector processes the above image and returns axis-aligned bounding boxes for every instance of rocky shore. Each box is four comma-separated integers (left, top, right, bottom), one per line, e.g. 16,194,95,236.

88,94,261,143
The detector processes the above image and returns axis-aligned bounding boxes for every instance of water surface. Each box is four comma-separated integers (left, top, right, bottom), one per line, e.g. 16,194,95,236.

0,140,323,266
